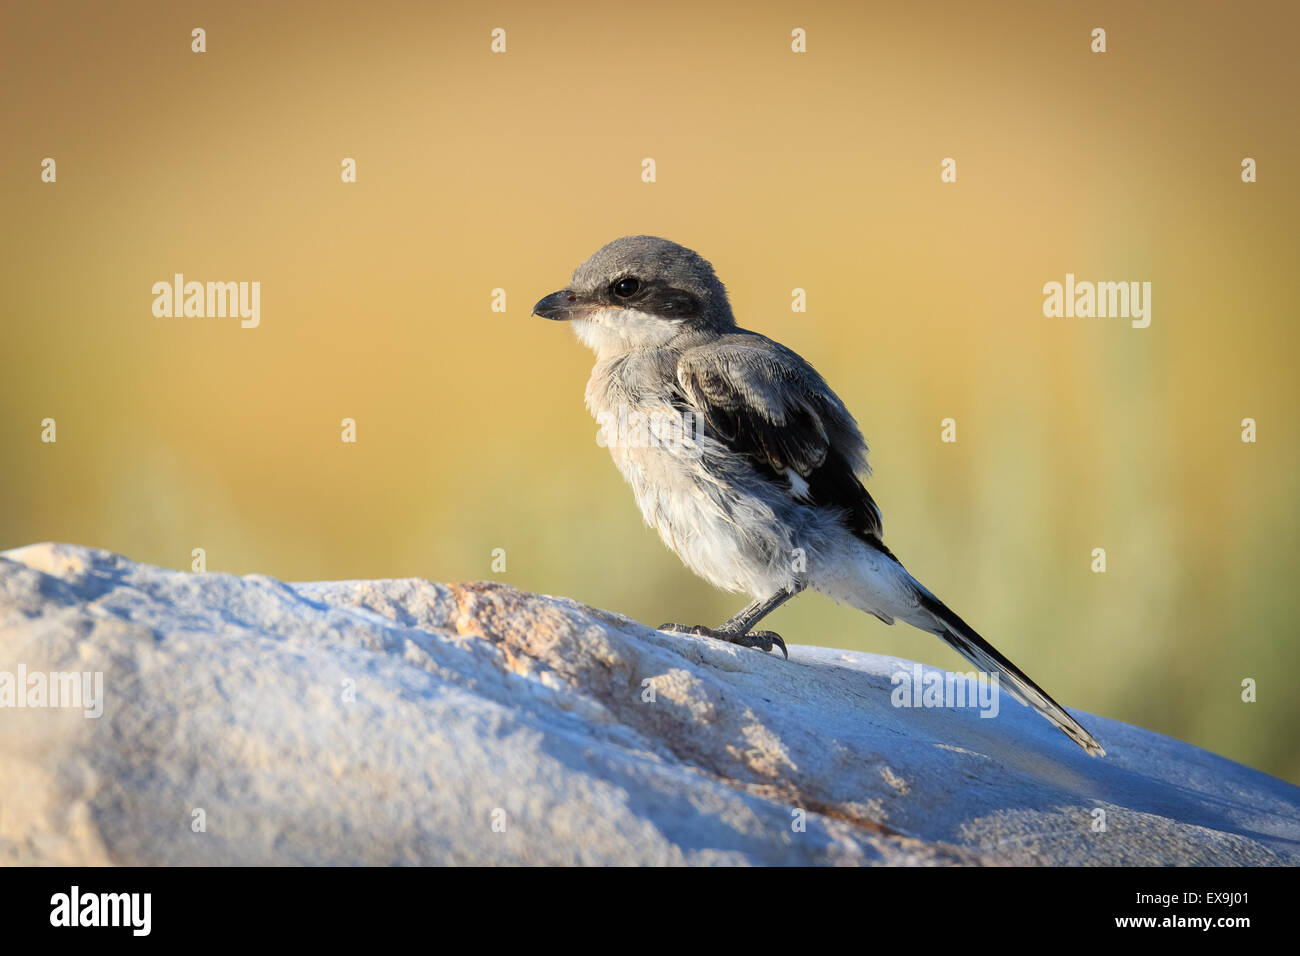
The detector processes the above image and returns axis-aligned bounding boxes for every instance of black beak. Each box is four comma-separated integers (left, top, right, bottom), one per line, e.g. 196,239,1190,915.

532,289,587,321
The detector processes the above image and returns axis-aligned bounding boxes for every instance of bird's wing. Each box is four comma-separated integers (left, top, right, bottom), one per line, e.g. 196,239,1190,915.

675,335,885,544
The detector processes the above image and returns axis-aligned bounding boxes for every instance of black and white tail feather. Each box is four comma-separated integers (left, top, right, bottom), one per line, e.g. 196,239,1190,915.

907,573,1105,756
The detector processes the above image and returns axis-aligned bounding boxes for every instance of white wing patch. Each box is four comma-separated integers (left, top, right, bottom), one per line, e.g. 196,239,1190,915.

785,468,813,502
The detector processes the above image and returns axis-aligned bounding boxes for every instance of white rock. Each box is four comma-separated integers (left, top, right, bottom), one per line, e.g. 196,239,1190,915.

1,542,1296,865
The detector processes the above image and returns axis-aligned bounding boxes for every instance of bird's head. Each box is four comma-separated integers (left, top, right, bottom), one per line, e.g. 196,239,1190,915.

532,236,735,357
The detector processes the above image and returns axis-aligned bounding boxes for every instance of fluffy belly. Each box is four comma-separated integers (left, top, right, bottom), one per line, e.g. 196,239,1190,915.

602,435,800,598
585,372,823,600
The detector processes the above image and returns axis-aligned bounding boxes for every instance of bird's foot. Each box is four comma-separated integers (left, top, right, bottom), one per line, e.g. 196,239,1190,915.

657,623,788,660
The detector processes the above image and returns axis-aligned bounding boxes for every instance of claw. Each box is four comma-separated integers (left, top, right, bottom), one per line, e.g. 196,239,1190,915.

741,630,788,660
659,622,788,660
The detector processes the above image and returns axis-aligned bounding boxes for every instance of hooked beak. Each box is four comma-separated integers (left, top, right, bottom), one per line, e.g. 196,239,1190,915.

532,289,594,321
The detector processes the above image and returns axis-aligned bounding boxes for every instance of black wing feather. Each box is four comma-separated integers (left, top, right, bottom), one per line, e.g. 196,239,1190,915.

676,335,887,548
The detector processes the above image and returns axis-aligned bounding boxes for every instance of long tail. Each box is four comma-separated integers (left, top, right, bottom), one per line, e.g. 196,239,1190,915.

909,582,1105,757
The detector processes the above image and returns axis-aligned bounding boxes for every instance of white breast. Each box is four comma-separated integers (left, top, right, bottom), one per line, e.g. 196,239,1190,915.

584,361,801,598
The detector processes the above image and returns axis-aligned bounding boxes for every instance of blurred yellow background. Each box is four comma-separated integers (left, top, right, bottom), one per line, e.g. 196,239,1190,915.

2,1,1297,780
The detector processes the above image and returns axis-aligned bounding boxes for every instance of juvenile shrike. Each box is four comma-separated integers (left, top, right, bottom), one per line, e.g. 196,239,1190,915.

534,235,1104,757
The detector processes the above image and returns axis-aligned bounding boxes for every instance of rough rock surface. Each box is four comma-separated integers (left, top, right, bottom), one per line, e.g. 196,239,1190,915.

1,542,1296,865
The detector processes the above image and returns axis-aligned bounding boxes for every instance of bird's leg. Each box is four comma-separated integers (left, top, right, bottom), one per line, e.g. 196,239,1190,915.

659,585,805,659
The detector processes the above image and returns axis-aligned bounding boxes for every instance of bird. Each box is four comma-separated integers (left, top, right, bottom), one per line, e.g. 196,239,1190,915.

533,235,1104,757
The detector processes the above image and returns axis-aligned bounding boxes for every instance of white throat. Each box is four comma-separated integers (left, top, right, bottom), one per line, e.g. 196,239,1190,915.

571,307,682,360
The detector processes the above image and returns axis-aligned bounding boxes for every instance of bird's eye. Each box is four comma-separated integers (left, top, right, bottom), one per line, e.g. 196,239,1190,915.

612,277,640,298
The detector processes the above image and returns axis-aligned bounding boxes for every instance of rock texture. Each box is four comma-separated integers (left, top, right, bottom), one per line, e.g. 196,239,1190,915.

1,542,1296,865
